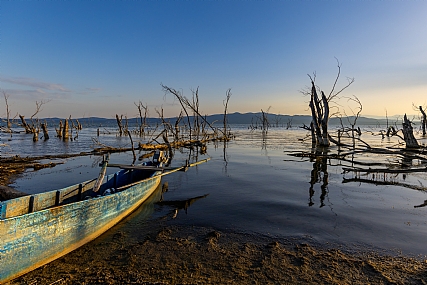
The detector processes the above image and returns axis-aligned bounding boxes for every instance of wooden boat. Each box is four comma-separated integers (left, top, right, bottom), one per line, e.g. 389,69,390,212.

0,152,209,283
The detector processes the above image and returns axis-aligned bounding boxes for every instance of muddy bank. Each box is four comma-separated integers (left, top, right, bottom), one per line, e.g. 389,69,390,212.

0,156,66,200
8,221,427,285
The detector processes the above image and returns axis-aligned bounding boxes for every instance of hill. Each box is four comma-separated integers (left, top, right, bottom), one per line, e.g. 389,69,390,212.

2,112,399,128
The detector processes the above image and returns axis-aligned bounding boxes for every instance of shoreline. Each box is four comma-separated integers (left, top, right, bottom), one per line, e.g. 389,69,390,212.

2,158,427,284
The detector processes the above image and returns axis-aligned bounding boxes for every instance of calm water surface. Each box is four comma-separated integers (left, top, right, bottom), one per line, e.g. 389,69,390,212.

2,126,427,257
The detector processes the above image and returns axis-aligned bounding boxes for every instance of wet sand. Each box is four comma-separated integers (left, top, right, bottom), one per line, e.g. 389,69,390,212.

2,159,427,285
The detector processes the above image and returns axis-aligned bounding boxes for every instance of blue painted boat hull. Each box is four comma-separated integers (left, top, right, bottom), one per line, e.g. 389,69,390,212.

0,168,162,283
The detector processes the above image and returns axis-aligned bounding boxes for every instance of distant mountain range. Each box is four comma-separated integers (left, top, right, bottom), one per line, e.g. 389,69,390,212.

6,112,404,128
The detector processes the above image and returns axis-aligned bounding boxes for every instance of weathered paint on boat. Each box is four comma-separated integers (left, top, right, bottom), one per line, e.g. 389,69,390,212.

0,168,161,283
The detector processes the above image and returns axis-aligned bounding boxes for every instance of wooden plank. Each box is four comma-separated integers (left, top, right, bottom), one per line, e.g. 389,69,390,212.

107,164,175,171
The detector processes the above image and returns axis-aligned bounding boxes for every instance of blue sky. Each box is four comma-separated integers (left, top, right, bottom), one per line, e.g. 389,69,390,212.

1,0,427,118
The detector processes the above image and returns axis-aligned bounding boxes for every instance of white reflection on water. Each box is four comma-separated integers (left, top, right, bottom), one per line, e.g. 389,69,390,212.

5,125,427,256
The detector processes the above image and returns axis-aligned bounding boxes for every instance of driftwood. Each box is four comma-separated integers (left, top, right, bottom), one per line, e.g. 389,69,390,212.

342,177,427,193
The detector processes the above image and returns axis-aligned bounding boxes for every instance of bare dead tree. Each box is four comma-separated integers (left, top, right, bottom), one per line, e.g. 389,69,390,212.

19,115,32,134
191,87,200,138
308,79,330,146
420,106,426,136
69,116,81,140
174,111,183,140
115,114,124,136
41,122,49,140
223,88,232,138
76,119,82,130
338,95,363,148
2,90,11,131
134,101,148,136
30,100,47,121
260,108,271,133
124,116,129,136
286,118,293,129
155,107,177,140
304,60,354,147
56,120,63,138
63,119,70,140
412,104,427,136
162,84,193,139
181,95,226,137
273,114,281,128
402,114,419,148
162,84,226,138
18,100,50,141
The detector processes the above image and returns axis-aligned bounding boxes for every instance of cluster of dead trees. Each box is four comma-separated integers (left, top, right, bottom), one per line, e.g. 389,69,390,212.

301,60,427,151
1,92,84,142
89,85,234,163
1,84,233,160
248,110,293,131
292,60,427,202
19,113,82,142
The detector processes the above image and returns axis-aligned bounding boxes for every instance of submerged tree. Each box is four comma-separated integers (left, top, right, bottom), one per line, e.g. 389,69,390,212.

305,60,354,147
2,90,12,132
402,114,419,148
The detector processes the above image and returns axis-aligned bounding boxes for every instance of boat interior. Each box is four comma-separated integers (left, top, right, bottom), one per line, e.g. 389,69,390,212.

0,167,157,220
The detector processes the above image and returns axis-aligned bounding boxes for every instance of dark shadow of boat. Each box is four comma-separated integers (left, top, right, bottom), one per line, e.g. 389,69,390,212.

157,194,209,215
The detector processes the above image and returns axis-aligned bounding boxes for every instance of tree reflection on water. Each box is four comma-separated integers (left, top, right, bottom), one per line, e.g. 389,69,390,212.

309,148,329,207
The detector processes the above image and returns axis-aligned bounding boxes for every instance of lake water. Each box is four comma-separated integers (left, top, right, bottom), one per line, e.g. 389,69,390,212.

2,125,427,258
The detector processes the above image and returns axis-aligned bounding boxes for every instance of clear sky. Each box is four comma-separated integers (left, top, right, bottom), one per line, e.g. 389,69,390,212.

1,0,427,119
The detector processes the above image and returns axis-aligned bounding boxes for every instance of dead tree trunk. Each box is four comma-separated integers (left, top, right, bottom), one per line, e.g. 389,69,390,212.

63,119,69,140
402,114,419,148
19,115,32,134
3,91,11,131
135,101,147,136
419,106,426,136
223,89,231,138
41,122,49,140
174,112,182,141
309,81,330,147
76,119,82,130
56,120,63,138
116,114,124,136
32,127,39,142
